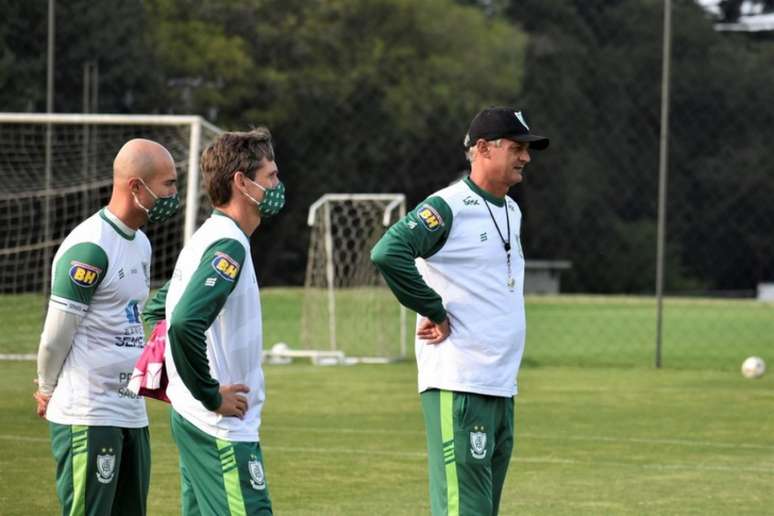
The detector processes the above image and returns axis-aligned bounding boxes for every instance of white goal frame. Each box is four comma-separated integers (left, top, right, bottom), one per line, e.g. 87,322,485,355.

280,193,408,364
0,113,221,361
0,113,222,245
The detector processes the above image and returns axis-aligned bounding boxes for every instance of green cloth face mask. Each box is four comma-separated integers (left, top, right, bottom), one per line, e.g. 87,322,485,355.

245,178,286,218
134,179,180,223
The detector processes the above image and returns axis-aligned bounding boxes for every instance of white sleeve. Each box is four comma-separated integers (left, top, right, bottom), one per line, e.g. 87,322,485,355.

36,303,83,395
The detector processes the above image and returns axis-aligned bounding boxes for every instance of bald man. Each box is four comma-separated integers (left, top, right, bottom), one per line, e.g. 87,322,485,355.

35,138,178,516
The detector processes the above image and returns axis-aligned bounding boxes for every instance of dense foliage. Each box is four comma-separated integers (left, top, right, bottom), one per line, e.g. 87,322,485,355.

1,0,772,292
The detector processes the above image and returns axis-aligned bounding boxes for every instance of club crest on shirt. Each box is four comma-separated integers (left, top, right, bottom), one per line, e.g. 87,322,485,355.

248,457,267,490
417,204,443,232
211,252,240,282
470,426,487,459
69,261,102,287
96,449,116,484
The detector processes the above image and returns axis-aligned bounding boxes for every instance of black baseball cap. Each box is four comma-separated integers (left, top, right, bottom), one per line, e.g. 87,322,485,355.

463,106,549,150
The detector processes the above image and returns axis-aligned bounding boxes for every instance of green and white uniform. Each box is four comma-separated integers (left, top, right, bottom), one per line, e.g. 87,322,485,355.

372,176,524,516
163,210,271,515
47,209,151,426
45,207,151,516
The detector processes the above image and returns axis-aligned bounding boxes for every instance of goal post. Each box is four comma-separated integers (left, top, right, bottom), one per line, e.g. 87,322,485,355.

0,112,222,355
296,193,408,363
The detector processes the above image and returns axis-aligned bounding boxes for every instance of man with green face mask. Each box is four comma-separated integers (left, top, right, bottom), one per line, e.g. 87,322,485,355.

143,127,283,515
34,138,178,516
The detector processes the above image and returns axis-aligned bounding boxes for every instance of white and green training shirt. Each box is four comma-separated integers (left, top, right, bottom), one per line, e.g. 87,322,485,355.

372,177,526,397
45,208,151,427
163,210,265,442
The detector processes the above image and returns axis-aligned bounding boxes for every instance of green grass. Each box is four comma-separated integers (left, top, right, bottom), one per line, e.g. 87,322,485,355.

0,293,46,355
1,289,773,513
525,295,774,370
1,361,773,515
3,289,773,370
299,287,407,358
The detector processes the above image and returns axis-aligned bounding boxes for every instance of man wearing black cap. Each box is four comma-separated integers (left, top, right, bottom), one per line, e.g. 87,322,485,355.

371,106,548,515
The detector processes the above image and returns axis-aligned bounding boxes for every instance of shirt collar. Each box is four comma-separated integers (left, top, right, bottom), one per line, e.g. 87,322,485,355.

463,176,505,207
212,209,249,238
100,207,136,240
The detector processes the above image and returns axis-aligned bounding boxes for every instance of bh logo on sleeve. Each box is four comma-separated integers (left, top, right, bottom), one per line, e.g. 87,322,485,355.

69,261,102,287
417,205,443,232
211,252,240,282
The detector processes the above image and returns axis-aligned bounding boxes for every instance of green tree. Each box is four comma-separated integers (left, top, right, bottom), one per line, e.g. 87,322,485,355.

0,0,154,113
0,1,49,111
506,0,774,294
147,0,528,284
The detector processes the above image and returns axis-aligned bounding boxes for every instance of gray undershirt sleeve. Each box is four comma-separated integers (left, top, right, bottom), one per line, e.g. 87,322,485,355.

36,305,83,395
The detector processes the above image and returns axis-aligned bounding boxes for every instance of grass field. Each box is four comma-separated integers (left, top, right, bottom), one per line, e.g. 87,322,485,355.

3,289,772,370
1,361,773,515
0,289,773,514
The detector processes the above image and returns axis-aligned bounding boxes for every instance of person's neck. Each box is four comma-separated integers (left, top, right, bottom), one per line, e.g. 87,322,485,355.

469,168,508,198
107,191,147,230
216,201,261,236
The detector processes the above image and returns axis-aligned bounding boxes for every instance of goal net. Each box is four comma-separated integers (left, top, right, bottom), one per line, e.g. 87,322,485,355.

297,194,408,363
0,113,222,356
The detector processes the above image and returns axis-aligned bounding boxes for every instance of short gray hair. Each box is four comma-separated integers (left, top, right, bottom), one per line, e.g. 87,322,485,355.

466,138,501,163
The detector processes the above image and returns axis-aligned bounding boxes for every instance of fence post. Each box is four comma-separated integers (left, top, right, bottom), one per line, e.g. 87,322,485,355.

655,0,673,369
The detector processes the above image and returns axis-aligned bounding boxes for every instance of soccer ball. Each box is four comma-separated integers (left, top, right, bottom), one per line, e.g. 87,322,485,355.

741,356,766,379
266,342,292,365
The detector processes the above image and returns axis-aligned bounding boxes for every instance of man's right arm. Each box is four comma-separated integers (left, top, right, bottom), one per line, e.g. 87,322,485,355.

167,239,246,412
36,242,108,413
37,310,82,397
370,196,453,324
142,280,169,326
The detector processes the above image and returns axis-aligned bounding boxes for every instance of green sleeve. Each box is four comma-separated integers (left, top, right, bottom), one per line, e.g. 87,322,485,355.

142,281,169,326
50,242,109,310
167,238,246,411
370,196,453,323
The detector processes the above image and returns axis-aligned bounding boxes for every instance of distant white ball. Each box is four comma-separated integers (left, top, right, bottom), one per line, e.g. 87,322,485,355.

266,342,292,365
271,342,289,354
741,356,766,379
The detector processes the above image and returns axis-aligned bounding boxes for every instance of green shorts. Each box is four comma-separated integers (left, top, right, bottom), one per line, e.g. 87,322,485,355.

170,409,272,516
421,389,514,516
48,422,150,516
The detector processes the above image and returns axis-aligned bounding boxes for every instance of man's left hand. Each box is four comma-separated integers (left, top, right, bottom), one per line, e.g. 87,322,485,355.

33,390,51,418
417,317,451,344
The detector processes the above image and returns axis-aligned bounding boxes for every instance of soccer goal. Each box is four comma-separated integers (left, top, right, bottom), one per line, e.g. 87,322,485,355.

293,194,408,364
0,113,222,356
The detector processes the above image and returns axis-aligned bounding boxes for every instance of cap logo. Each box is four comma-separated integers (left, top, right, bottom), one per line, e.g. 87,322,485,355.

514,111,529,130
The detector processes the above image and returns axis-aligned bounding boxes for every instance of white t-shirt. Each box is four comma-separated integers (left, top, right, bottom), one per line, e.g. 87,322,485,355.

46,208,150,427
416,180,526,397
372,177,526,397
165,212,265,442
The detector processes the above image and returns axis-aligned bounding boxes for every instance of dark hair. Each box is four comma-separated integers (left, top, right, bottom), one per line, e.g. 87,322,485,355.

200,127,275,206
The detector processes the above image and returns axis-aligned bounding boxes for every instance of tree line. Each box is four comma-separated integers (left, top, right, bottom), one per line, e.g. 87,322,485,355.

2,0,772,293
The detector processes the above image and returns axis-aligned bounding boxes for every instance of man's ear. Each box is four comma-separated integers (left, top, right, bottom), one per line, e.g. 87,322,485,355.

128,177,142,193
475,139,490,158
233,170,246,189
